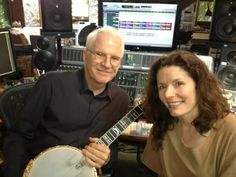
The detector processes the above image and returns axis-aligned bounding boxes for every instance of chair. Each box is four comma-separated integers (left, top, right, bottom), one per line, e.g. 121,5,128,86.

0,82,35,143
0,82,35,176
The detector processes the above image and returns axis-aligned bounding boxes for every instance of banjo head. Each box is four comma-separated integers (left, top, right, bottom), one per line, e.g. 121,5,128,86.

23,145,97,177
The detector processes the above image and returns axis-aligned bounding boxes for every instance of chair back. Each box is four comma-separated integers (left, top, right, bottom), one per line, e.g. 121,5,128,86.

0,82,35,132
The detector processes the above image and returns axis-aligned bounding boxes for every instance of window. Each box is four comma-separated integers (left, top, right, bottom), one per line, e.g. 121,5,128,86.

195,0,214,29
72,0,89,21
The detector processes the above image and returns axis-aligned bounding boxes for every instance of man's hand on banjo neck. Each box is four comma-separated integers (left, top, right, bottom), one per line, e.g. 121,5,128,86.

82,137,111,169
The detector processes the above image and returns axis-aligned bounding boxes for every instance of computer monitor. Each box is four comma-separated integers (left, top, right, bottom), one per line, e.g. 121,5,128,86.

0,28,17,80
98,0,181,52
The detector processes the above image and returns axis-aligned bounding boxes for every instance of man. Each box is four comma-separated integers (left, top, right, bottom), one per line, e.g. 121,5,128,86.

2,26,129,177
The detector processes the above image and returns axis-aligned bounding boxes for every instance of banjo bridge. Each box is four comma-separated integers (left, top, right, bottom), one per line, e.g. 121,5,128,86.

74,161,85,169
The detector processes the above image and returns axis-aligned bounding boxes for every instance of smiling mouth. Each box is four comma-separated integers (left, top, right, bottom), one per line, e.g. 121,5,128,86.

98,70,110,75
97,67,108,71
167,101,183,108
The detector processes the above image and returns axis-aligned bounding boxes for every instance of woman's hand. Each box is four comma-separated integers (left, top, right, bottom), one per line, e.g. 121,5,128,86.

82,137,110,168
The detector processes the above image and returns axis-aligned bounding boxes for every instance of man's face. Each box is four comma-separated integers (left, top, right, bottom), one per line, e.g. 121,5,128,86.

83,32,123,87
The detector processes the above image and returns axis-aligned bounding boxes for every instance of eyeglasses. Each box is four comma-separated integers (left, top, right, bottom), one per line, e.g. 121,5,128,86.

86,48,122,67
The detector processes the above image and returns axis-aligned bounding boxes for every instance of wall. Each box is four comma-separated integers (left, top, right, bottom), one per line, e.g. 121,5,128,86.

22,0,98,27
88,0,98,24
23,0,40,26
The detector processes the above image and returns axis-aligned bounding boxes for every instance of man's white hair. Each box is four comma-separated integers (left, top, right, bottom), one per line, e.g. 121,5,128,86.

85,26,124,53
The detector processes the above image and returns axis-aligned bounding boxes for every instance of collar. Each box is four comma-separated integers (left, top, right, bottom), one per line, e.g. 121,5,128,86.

78,68,112,100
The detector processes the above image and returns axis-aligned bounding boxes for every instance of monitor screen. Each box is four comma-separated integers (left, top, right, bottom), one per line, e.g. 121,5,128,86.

0,28,17,80
98,0,181,52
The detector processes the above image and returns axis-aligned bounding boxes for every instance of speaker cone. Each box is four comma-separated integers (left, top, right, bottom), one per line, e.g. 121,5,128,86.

227,51,236,66
215,16,236,43
50,11,65,29
33,51,55,72
40,0,72,32
218,65,236,90
36,37,50,50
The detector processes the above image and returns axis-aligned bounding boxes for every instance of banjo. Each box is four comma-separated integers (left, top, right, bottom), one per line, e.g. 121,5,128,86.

23,104,143,177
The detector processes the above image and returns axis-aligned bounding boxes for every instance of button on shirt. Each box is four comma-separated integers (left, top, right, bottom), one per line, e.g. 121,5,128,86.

3,68,129,177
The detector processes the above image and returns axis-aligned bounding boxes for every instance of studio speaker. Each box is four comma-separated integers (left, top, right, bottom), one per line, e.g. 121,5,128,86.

40,0,72,32
210,0,236,43
78,23,98,46
217,46,236,90
30,35,57,72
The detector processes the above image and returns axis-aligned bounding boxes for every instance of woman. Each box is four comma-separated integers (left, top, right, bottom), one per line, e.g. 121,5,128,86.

140,50,236,177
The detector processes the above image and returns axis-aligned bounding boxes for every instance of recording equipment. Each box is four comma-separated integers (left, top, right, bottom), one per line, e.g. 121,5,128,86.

218,46,236,90
197,55,214,72
0,28,18,80
60,46,164,70
224,89,236,113
98,0,181,52
210,0,236,43
40,0,72,32
30,35,57,72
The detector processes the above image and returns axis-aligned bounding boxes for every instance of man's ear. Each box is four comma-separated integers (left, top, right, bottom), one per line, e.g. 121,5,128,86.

82,50,86,63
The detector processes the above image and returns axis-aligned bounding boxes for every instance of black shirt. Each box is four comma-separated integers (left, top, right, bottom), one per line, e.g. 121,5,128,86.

3,69,129,177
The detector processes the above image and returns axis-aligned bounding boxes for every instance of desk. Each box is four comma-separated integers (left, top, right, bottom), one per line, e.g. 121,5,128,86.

118,134,148,163
118,121,152,163
119,134,147,144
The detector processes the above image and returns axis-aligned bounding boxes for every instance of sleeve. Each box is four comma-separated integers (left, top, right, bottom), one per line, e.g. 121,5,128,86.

2,75,52,177
219,150,236,177
218,115,236,177
141,129,162,176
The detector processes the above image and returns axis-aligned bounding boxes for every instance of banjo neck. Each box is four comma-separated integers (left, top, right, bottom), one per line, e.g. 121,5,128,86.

97,104,143,146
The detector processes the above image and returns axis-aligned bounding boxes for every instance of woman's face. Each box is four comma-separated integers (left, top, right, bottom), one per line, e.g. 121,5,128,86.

157,66,198,120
